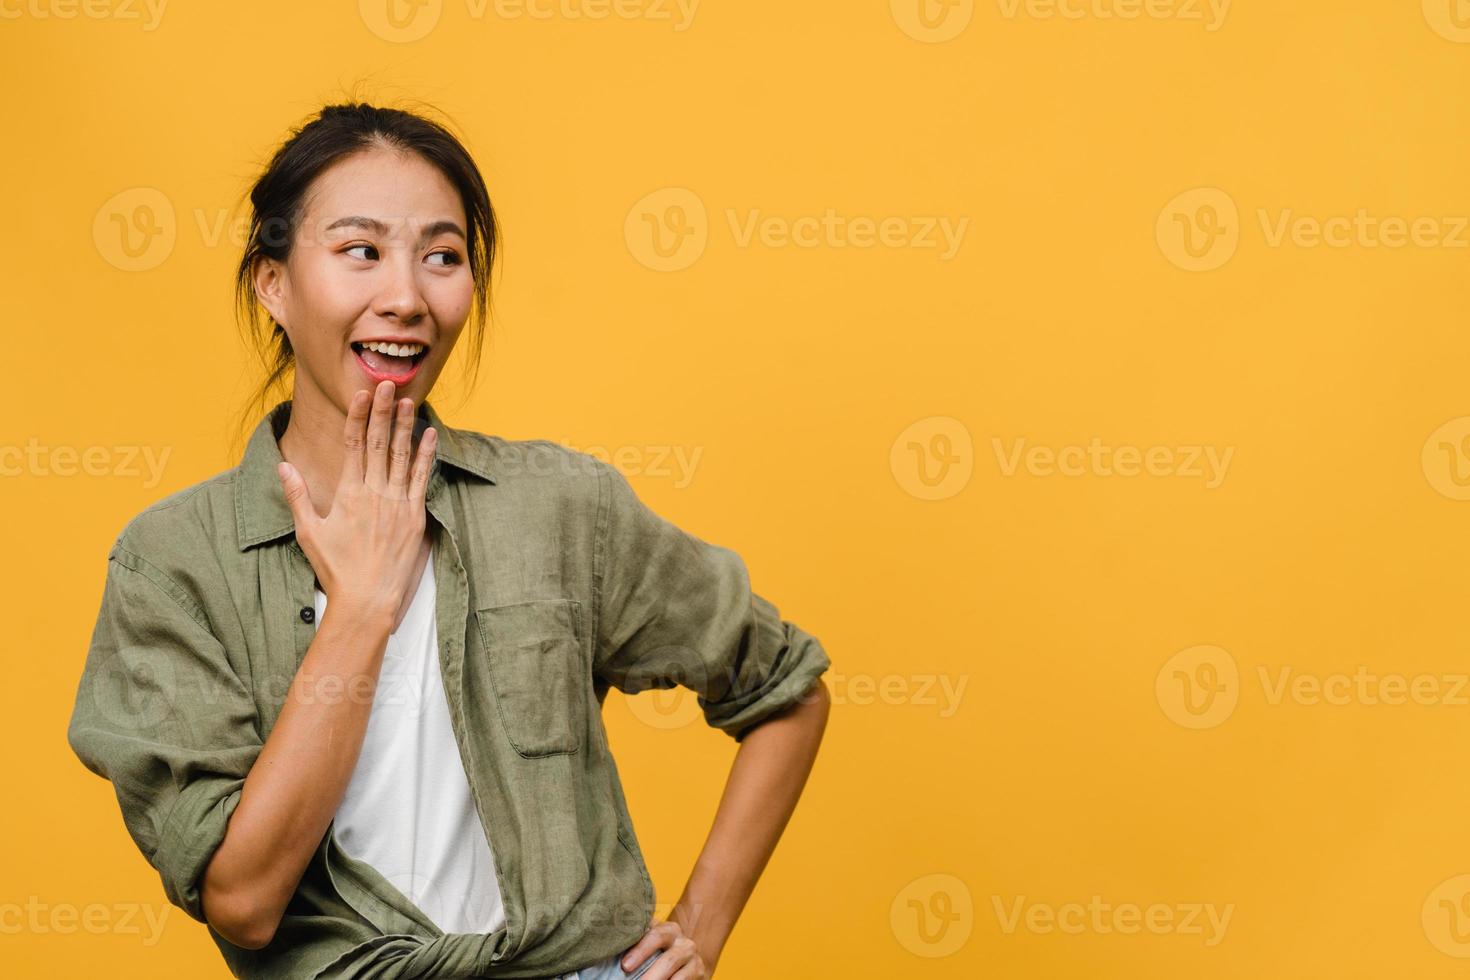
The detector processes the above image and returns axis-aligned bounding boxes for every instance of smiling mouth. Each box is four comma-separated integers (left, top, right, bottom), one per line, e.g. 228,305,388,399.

351,342,429,381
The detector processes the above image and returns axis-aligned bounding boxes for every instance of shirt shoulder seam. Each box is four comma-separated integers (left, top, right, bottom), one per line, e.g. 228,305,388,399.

109,545,216,640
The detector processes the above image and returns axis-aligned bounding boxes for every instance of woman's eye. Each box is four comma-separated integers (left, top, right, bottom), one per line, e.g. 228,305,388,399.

427,250,461,267
345,244,377,261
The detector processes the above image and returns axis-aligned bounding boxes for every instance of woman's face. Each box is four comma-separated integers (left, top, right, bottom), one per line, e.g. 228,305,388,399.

253,144,473,412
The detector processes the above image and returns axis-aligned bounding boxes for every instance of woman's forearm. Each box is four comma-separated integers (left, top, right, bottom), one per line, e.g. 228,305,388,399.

668,677,831,969
201,603,394,949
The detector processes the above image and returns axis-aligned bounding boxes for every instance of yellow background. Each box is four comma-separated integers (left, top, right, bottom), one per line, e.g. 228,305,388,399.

6,0,1470,976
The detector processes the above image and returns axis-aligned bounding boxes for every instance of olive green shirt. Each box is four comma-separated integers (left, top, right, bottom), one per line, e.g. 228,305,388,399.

66,398,831,979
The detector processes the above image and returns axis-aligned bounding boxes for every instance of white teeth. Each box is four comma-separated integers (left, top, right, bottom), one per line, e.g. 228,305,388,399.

358,341,424,357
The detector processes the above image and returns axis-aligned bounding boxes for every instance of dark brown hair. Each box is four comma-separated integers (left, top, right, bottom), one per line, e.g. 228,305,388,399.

230,100,499,458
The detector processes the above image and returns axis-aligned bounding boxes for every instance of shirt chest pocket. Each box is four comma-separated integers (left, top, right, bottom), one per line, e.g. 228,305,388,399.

474,598,586,758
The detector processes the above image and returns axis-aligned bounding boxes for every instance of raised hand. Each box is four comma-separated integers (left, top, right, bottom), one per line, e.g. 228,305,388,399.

276,380,437,627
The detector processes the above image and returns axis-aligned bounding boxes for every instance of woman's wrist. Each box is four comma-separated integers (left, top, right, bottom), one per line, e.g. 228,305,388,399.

319,597,395,636
670,898,731,969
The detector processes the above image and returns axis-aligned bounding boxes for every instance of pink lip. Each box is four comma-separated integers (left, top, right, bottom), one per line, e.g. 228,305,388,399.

353,347,424,386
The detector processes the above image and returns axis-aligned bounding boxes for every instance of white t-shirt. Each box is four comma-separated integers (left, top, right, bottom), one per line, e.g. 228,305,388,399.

313,540,508,935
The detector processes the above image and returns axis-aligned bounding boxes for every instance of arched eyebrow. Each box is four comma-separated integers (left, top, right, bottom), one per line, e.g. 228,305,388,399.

324,215,466,242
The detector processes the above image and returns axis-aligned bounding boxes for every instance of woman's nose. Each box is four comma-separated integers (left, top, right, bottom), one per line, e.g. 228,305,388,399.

372,254,429,321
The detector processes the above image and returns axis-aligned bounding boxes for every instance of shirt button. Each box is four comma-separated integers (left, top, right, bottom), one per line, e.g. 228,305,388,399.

300,606,316,623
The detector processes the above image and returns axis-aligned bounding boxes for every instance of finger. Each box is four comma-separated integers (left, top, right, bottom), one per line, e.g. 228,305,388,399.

641,948,685,980
277,461,315,536
387,397,414,494
339,389,370,491
364,380,394,489
622,924,673,973
409,426,437,503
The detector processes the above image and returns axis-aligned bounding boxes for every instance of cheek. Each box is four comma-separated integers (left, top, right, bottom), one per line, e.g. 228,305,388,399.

427,276,475,334
290,250,364,324
314,280,369,325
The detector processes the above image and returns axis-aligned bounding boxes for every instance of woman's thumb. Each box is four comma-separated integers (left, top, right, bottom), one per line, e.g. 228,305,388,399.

277,462,309,520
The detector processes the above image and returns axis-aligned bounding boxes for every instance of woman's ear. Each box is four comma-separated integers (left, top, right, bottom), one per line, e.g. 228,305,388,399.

253,255,288,331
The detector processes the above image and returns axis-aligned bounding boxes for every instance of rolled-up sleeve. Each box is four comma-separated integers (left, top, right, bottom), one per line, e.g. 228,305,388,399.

591,459,830,742
66,544,261,924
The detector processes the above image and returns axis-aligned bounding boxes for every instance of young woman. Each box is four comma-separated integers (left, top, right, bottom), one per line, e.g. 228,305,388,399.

67,102,832,980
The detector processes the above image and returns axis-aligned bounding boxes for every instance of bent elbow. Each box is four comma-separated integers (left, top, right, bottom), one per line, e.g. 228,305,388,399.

233,917,280,952
203,883,281,951
212,905,280,951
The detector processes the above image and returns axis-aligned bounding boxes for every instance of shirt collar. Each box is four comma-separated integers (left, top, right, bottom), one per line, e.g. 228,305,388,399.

235,397,496,551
